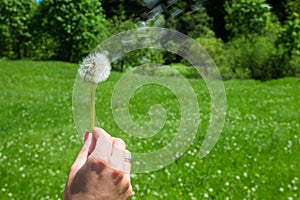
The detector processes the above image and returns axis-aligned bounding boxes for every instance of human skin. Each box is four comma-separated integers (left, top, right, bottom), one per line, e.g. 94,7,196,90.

64,128,132,200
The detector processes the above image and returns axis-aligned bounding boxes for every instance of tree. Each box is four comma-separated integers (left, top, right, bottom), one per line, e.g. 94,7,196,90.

33,0,107,62
278,0,300,57
276,0,300,76
0,0,36,59
225,0,272,39
166,7,212,39
102,0,145,20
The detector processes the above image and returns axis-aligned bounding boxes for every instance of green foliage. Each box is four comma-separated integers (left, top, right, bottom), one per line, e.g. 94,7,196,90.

0,0,36,59
107,15,137,36
195,31,226,67
290,51,300,76
105,16,165,72
225,0,272,38
33,0,107,62
28,33,59,61
224,36,286,80
0,0,298,80
196,34,231,80
204,1,289,79
170,64,200,79
166,4,212,39
0,60,300,199
277,0,300,58
102,0,144,19
176,31,227,79
114,49,165,73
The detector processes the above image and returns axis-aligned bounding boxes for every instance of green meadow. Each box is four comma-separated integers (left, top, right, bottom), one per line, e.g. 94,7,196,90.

0,60,299,199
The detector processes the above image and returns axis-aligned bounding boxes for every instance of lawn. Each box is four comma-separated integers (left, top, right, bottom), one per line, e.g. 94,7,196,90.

0,60,299,199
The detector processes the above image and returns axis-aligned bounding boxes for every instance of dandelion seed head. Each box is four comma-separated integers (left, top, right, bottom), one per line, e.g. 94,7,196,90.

79,52,111,83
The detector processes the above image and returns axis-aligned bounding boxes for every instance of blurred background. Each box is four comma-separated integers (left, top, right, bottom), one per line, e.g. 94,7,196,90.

0,0,299,80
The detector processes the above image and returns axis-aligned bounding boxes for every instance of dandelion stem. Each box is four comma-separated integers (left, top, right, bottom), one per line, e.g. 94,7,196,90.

90,82,95,131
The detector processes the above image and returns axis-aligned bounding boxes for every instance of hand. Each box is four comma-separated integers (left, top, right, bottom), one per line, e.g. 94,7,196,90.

64,128,133,200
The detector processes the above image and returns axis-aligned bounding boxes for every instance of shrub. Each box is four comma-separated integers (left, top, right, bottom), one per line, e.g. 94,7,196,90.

290,51,300,77
225,36,286,80
195,31,226,66
119,49,165,72
171,64,201,79
195,33,233,79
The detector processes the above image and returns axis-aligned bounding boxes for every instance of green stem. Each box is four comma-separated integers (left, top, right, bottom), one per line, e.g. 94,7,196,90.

90,82,95,131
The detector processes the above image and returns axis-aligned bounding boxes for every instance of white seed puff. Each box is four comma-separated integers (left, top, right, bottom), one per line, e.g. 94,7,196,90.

78,52,111,83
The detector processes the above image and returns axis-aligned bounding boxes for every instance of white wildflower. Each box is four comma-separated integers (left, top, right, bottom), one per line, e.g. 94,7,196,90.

79,52,111,83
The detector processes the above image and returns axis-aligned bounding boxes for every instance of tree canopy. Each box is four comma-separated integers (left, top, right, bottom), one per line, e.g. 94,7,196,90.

0,0,299,80
0,0,36,58
32,0,107,61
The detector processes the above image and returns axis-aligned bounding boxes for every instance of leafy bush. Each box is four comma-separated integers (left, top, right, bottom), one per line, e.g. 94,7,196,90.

290,51,300,77
225,36,287,80
225,0,272,39
170,64,200,79
113,48,165,72
194,32,231,79
195,31,226,66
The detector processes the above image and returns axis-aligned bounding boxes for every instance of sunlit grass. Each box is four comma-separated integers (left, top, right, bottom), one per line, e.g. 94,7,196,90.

0,60,299,199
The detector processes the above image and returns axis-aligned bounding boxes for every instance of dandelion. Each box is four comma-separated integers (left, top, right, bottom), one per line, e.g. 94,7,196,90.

78,52,111,130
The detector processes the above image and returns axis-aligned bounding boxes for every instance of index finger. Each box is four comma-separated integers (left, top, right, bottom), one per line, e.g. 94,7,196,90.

91,127,113,164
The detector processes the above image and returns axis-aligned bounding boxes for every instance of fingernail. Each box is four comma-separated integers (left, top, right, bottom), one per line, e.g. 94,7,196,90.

84,132,90,142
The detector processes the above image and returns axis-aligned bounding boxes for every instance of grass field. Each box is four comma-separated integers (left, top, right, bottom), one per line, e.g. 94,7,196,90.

0,60,299,199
